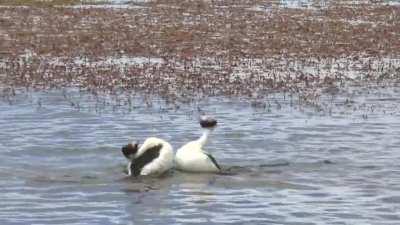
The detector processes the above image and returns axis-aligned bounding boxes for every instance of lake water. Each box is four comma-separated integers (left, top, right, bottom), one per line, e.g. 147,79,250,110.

1,86,400,225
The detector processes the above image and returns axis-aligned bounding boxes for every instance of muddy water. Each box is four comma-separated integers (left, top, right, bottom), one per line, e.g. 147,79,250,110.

0,86,400,225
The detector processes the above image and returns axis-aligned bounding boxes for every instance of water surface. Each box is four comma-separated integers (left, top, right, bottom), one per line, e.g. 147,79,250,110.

1,87,400,224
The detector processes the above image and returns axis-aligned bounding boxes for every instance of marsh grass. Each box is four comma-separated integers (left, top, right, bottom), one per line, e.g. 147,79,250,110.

0,0,106,6
0,0,399,111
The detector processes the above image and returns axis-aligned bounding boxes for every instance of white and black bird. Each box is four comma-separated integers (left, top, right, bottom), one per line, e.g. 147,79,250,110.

175,116,221,173
122,137,174,177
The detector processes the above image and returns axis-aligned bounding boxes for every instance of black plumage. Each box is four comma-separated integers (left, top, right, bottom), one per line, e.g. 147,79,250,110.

203,152,221,171
130,144,162,176
122,143,138,159
200,116,217,128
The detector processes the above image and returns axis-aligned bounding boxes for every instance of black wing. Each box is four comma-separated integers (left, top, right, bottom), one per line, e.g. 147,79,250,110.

203,152,221,171
131,144,162,176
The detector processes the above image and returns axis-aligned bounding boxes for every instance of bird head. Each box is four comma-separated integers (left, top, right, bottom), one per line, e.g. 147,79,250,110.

199,115,218,129
121,142,139,160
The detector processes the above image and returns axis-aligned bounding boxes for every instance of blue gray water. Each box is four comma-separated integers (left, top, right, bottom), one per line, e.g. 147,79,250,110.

1,86,400,225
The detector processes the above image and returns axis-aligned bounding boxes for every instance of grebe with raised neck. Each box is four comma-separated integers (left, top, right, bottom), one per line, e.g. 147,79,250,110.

175,116,221,173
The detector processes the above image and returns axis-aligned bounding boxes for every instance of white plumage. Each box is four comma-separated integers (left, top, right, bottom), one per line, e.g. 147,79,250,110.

122,137,174,176
175,127,221,173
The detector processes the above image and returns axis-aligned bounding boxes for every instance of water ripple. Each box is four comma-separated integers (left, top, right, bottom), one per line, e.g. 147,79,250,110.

1,88,400,224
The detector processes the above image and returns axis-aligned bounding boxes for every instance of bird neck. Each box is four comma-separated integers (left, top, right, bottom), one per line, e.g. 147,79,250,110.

198,129,212,147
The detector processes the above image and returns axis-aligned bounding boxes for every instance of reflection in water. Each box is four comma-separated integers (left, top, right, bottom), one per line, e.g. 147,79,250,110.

1,86,400,224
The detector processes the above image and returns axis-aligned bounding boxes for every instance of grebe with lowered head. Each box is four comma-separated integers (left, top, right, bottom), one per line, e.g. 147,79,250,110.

121,137,174,177
175,116,221,173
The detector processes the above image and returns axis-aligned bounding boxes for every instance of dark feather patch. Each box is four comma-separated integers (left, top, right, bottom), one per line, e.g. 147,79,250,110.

204,152,221,171
130,144,162,176
200,116,217,128
122,143,138,159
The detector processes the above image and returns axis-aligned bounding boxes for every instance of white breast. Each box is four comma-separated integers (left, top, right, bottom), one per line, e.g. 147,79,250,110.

175,141,220,173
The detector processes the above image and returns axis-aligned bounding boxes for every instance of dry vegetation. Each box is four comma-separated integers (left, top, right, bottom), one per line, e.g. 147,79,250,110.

0,0,399,107
0,0,83,6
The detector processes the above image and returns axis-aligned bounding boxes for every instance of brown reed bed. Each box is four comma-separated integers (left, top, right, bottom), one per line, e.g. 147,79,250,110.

0,0,399,109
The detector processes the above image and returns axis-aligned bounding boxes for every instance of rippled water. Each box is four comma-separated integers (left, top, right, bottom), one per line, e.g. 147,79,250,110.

1,87,400,225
